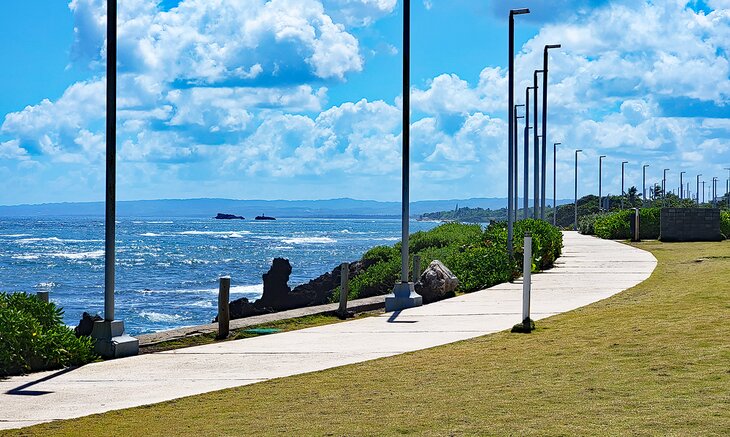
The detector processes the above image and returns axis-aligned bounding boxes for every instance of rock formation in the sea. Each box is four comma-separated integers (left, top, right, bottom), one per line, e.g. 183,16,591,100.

215,213,245,220
415,260,459,304
74,312,103,337
225,257,367,320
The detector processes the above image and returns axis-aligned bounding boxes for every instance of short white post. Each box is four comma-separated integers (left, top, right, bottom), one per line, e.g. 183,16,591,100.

217,276,230,339
412,255,421,283
522,232,532,323
36,291,49,303
337,263,349,318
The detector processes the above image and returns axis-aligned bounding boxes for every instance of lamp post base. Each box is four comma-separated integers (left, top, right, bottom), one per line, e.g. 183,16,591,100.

91,320,139,359
385,282,422,312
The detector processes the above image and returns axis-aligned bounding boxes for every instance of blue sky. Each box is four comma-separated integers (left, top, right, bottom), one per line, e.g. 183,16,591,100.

0,0,729,205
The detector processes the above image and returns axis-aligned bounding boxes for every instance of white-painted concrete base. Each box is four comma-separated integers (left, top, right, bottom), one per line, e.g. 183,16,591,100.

0,232,656,430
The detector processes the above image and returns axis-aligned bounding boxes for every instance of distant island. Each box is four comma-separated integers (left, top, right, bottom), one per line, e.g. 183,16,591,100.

255,214,276,221
419,206,508,223
215,213,245,220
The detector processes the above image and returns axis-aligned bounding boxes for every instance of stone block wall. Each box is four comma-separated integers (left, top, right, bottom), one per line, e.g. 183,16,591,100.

660,208,722,242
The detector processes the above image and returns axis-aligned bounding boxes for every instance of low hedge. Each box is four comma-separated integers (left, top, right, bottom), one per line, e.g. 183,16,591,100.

341,221,563,300
0,293,97,376
721,210,730,238
583,208,664,240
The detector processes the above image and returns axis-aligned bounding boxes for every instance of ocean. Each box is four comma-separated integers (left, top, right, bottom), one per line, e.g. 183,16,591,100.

0,217,438,335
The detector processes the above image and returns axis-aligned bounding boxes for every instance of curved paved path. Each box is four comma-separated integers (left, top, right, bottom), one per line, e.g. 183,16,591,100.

0,232,656,430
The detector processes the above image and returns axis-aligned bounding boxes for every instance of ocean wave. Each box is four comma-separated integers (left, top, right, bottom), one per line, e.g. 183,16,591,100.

230,284,264,295
140,232,164,237
1,234,31,238
139,311,187,323
178,230,251,238
190,300,214,308
17,237,103,244
136,284,263,297
147,221,174,224
34,282,58,289
281,237,337,244
12,254,40,260
52,250,105,260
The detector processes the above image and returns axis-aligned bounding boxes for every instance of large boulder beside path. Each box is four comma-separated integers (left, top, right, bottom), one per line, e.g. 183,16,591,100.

415,260,459,304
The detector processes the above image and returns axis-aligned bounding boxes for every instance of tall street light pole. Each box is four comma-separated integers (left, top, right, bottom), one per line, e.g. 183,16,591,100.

725,168,730,209
507,7,530,258
514,104,525,223
662,168,669,200
696,174,702,204
621,161,628,209
712,177,718,206
599,155,606,212
642,164,649,206
533,69,543,219
574,149,582,230
680,171,685,199
91,0,138,359
702,180,706,204
553,142,561,226
524,86,534,220
541,44,561,221
386,0,421,312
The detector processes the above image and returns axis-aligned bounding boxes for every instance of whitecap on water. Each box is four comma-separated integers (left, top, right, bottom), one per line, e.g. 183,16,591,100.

34,281,57,288
51,250,105,260
12,254,40,260
178,231,251,238
281,236,336,244
139,311,186,323
140,232,164,237
1,234,31,238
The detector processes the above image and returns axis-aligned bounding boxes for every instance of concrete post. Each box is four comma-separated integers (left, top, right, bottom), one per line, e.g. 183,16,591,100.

631,208,641,242
36,291,49,303
412,255,421,283
338,263,350,318
522,232,532,323
217,276,230,339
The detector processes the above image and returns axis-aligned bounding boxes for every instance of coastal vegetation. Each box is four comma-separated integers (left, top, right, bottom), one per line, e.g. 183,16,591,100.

16,241,729,436
0,293,97,376
341,220,563,301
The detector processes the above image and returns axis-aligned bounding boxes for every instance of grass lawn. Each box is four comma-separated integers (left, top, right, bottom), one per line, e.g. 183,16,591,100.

6,241,730,436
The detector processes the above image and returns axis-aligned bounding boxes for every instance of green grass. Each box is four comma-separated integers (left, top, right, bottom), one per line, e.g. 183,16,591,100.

140,311,379,354
6,241,730,436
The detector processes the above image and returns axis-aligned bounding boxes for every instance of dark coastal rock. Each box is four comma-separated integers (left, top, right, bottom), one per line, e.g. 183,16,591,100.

215,213,245,220
226,258,367,320
415,260,459,304
74,312,102,337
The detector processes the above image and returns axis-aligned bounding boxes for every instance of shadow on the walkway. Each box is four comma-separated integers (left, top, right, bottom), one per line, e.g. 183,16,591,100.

5,367,79,396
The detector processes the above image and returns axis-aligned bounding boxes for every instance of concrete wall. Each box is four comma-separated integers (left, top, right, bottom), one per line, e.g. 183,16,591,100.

660,208,722,242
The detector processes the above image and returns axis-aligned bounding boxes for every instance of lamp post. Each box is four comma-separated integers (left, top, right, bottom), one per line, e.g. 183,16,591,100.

680,171,686,199
598,155,606,212
514,104,525,223
90,0,138,358
386,0,422,312
696,174,702,204
553,142,561,225
524,86,534,220
541,44,561,221
642,164,649,206
712,177,718,206
662,168,669,200
507,7,530,258
725,168,730,209
574,149,582,230
621,161,628,209
533,69,543,219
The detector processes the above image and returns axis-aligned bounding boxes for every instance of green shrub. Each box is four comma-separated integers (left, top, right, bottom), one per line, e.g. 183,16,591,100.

639,208,660,239
341,221,563,301
0,293,97,376
514,219,564,271
578,213,603,235
594,210,633,239
447,246,511,292
721,210,730,239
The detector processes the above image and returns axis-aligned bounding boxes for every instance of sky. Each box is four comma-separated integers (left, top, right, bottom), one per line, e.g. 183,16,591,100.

0,0,729,205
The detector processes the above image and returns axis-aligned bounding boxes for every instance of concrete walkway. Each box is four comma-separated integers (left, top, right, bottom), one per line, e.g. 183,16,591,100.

0,233,656,430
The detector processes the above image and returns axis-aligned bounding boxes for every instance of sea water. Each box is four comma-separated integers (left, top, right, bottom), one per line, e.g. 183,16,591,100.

0,217,438,334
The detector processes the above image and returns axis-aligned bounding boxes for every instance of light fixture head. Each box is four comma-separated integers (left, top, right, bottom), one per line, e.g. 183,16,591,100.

545,44,562,49
576,149,583,153
554,142,562,146
511,8,530,15
622,161,629,164
600,155,606,159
